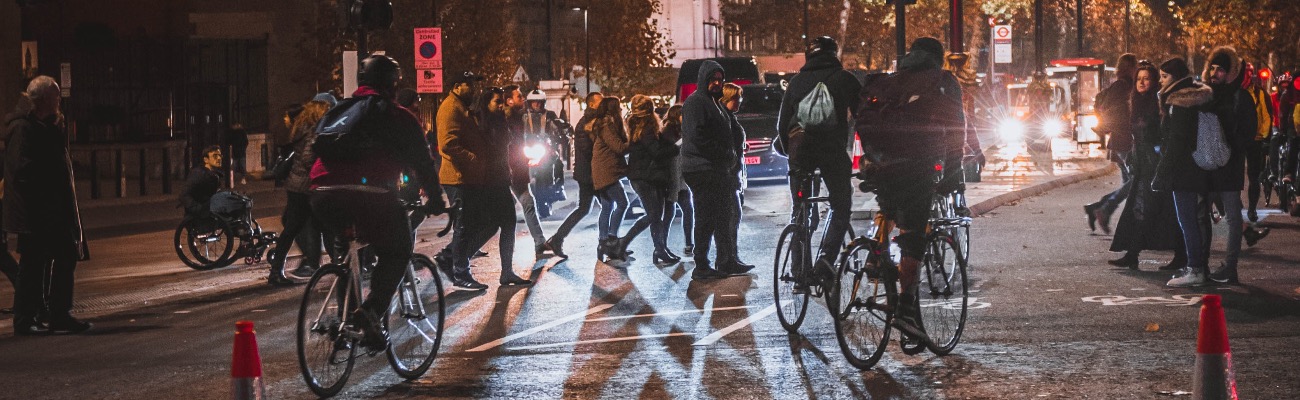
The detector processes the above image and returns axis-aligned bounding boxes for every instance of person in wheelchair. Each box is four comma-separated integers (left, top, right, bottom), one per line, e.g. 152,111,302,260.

179,145,226,220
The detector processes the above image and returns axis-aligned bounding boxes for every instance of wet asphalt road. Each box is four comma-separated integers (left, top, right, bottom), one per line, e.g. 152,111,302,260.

1,176,1298,399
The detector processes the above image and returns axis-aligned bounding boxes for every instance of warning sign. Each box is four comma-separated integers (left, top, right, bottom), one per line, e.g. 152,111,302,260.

417,69,443,94
414,27,442,70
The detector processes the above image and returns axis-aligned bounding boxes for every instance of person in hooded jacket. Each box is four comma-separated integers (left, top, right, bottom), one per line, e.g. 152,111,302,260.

589,97,632,262
776,36,862,280
681,61,753,280
1107,61,1185,270
265,94,334,285
542,92,603,259
608,95,680,264
1196,47,1258,285
1150,57,1218,288
1084,54,1138,234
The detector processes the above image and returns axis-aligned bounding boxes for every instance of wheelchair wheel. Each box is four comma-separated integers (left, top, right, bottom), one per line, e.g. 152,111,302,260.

174,216,236,270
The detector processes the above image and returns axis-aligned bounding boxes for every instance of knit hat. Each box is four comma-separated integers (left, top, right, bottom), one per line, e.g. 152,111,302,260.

1209,52,1233,71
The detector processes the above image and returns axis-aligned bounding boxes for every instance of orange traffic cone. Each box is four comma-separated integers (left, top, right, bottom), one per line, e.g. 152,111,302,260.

232,320,266,400
1193,295,1237,400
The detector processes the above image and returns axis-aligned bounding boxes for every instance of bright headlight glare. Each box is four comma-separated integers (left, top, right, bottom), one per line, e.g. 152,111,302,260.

999,119,1025,142
1042,119,1065,137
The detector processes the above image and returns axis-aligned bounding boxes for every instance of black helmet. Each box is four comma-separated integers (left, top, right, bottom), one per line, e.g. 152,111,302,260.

358,54,402,91
805,36,838,57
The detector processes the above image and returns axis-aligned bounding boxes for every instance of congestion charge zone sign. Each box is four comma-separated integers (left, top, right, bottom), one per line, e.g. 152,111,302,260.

414,27,442,69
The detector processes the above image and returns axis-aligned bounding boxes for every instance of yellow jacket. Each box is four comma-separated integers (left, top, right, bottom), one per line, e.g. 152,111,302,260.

1250,87,1272,141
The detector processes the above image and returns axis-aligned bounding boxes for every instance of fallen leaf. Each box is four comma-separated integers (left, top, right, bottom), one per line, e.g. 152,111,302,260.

1145,323,1160,332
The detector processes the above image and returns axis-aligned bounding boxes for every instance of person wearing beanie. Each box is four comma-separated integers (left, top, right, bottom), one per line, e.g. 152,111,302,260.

1197,46,1259,285
1151,56,1215,288
1085,53,1139,234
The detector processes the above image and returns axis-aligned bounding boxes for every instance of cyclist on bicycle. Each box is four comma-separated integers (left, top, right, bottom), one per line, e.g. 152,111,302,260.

179,145,226,218
775,36,861,287
855,37,966,338
308,54,446,351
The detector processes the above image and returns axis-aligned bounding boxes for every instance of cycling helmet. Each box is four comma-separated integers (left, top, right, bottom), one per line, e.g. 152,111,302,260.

526,89,546,102
358,54,402,92
805,36,838,57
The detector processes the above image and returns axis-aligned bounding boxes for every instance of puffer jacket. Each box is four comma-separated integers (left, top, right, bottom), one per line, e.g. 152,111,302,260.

1151,76,1214,193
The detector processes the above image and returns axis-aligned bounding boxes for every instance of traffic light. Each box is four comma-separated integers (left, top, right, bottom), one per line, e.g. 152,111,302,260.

347,0,393,31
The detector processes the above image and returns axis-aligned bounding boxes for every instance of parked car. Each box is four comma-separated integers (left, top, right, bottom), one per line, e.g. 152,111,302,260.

736,83,788,181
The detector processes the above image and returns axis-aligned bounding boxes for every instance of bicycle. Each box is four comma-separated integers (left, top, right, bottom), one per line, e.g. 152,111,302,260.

174,190,277,270
828,165,970,370
773,170,855,333
296,203,445,398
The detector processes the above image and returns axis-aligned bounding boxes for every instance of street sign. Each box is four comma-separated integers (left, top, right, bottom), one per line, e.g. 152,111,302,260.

414,27,442,70
416,69,443,94
60,62,71,97
343,51,358,98
992,25,1013,64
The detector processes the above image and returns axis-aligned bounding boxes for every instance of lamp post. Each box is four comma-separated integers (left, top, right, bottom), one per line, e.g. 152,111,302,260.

573,6,590,98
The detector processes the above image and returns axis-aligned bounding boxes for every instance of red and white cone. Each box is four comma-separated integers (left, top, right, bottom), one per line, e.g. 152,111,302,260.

1193,295,1237,400
231,320,266,400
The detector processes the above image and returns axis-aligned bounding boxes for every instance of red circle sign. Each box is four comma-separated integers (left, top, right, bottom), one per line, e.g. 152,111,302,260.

996,27,1010,39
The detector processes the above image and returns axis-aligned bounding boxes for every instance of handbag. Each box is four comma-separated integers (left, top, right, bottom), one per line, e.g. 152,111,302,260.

268,150,296,181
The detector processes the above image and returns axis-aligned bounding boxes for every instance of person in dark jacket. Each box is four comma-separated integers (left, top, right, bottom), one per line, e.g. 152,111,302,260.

589,97,632,262
543,92,603,258
1084,54,1138,234
5,76,91,335
776,36,862,278
1200,46,1258,285
1151,57,1216,288
609,95,680,264
227,122,250,185
1107,61,1185,270
432,71,490,290
180,145,226,217
503,85,549,260
265,95,332,286
681,60,753,279
661,105,695,257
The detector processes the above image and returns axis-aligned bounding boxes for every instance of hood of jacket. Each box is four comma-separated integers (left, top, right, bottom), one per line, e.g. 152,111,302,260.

695,60,725,98
800,52,842,72
1162,77,1214,108
1202,46,1243,88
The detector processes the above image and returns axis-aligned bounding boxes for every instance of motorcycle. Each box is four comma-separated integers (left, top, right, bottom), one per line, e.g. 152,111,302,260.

524,118,569,218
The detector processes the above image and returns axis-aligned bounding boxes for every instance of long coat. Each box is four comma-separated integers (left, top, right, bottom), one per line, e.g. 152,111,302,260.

3,112,83,242
1151,77,1214,193
1111,89,1182,252
589,115,629,190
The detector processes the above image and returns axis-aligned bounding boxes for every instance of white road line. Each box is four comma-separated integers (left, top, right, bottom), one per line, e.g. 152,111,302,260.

506,332,695,351
585,305,758,322
467,304,614,352
691,302,784,347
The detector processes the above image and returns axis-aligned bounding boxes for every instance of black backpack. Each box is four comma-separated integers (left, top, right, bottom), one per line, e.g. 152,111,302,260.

313,96,382,161
855,69,953,162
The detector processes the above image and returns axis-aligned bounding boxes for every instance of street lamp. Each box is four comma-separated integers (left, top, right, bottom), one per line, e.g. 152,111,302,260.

573,6,590,99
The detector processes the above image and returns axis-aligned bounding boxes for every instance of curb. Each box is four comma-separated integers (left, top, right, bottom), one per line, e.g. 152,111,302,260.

967,164,1117,217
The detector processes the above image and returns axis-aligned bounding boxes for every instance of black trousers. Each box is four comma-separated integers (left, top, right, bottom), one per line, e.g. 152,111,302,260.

1246,139,1268,211
452,185,517,276
626,180,674,251
270,191,324,267
789,170,853,260
551,181,597,242
13,234,79,318
0,234,17,289
684,170,741,266
310,189,412,315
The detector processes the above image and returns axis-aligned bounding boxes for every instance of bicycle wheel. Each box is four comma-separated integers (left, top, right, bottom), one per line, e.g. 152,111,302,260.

297,265,356,397
832,240,894,370
174,217,235,270
917,232,969,355
773,225,811,333
386,254,446,379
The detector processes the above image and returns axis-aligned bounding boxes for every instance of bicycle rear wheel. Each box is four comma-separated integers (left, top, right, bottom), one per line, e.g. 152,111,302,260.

297,265,356,397
832,240,894,370
386,254,446,379
918,233,969,355
774,224,811,333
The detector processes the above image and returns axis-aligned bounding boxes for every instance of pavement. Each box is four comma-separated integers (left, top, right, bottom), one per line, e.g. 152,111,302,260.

0,138,1111,332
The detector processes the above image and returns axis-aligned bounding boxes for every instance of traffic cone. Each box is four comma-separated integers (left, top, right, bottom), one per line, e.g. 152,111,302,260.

1193,295,1238,400
231,320,266,400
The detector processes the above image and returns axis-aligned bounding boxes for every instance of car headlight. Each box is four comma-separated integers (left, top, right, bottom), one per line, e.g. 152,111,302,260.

999,119,1025,142
1041,119,1065,137
524,144,547,166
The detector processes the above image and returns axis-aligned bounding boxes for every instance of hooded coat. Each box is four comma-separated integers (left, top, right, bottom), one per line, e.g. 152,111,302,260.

680,61,743,178
1201,46,1258,192
572,106,599,186
3,111,83,241
1111,86,1181,252
1151,76,1214,192
626,96,678,184
589,109,629,190
776,51,862,176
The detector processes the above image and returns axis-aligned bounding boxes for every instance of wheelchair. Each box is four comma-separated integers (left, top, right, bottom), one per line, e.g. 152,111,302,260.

174,191,278,270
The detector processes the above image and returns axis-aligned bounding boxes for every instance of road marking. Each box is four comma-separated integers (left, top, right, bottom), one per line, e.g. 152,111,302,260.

585,305,757,322
692,303,783,346
467,304,615,352
1082,295,1202,306
506,332,695,351
173,310,191,314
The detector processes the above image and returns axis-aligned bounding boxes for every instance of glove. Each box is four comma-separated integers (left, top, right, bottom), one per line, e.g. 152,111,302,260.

422,196,447,216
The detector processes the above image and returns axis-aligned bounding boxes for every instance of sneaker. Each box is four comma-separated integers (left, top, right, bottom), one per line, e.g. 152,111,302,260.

290,264,320,278
719,260,755,276
1244,227,1270,247
451,273,488,291
1208,263,1239,284
1247,209,1259,223
891,293,929,341
1166,268,1207,287
46,315,93,334
349,309,388,353
433,253,455,278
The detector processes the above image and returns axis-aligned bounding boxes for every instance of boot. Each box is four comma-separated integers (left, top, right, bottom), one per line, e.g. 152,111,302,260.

652,248,681,264
1244,226,1270,247
541,237,567,259
1083,203,1099,232
1107,252,1139,269
267,252,295,286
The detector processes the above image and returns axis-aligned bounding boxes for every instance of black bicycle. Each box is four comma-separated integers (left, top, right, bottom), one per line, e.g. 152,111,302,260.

174,191,276,270
773,170,854,333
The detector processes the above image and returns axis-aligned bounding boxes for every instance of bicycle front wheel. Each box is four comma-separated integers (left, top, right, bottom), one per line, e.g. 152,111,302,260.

297,265,356,397
918,232,969,355
773,224,811,333
386,254,446,379
832,239,894,370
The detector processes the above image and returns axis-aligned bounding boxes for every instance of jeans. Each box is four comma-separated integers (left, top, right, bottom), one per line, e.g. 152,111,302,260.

551,181,596,243
1171,191,1210,273
1095,151,1133,214
684,170,741,265
626,180,674,251
311,189,413,315
675,188,695,247
595,183,629,240
270,191,324,268
511,182,546,248
1211,191,1244,269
